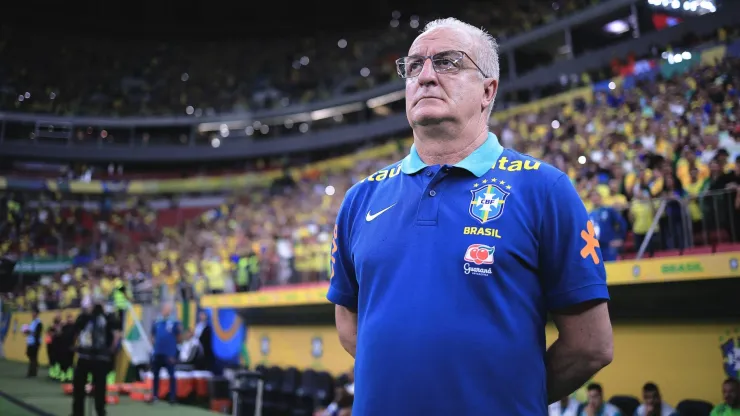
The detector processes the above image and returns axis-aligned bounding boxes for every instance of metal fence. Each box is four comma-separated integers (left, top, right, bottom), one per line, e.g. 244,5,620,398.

636,187,740,259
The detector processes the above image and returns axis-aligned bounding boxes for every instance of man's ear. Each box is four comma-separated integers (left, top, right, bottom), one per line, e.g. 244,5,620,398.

482,78,498,111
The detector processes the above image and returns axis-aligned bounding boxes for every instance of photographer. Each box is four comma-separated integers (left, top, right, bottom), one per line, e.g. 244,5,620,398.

71,299,121,416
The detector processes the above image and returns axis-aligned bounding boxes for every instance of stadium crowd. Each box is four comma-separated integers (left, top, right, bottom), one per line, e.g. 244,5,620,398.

0,8,738,416
0,0,738,309
2,48,740,311
0,0,603,116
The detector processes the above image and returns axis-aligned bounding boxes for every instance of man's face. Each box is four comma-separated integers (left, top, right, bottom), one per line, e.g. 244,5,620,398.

643,390,660,408
589,192,602,207
405,27,492,130
608,179,620,193
723,381,739,406
587,389,603,408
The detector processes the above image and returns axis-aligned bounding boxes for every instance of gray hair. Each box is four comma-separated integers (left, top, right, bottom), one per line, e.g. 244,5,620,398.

420,17,500,118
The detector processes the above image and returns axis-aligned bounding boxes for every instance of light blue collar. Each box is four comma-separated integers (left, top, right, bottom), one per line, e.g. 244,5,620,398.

400,132,504,178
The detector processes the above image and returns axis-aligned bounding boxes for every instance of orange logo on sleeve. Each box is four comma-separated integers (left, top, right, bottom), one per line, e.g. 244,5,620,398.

580,220,600,265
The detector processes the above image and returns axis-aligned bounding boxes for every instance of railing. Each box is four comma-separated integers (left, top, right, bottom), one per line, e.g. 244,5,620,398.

636,187,740,259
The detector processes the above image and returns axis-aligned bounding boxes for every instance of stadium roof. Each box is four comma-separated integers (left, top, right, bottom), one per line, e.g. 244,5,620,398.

3,0,468,37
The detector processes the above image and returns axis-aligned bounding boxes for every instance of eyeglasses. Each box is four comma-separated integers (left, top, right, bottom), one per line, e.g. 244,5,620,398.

395,50,490,79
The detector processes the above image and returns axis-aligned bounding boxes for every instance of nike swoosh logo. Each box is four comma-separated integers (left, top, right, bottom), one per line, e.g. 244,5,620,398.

366,203,397,222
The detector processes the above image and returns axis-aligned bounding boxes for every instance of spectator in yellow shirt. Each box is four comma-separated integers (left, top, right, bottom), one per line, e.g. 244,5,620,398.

677,145,709,188
604,179,628,211
629,190,659,255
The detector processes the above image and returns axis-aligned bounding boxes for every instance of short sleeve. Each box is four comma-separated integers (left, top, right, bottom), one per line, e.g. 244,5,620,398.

327,193,359,309
539,175,610,310
173,321,181,336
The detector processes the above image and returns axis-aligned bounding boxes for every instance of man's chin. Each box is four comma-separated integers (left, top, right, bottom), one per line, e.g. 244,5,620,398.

411,115,453,127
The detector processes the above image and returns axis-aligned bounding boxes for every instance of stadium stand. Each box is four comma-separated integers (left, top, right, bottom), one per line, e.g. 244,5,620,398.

1,1,739,415
2,50,740,307
0,0,606,117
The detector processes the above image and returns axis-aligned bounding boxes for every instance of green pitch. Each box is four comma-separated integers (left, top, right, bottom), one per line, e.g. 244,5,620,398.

0,397,34,416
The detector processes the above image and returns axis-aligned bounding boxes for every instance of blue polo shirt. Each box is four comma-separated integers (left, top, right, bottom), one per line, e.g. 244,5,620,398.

327,133,609,415
151,317,181,358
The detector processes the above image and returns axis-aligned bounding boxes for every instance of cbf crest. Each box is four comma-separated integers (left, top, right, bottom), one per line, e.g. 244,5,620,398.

311,336,324,358
469,180,511,224
720,329,740,379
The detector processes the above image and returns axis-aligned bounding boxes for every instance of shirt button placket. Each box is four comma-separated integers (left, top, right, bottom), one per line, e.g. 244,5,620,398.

417,169,442,225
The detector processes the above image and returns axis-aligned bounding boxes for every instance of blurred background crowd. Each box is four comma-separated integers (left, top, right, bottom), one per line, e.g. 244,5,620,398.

1,2,739,309
0,0,605,117
0,0,738,414
2,47,740,310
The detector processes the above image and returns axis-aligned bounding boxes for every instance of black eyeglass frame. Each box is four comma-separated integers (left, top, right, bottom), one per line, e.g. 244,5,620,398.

395,50,491,79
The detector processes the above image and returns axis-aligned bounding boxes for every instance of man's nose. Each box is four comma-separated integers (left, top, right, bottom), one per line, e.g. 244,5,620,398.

416,58,438,85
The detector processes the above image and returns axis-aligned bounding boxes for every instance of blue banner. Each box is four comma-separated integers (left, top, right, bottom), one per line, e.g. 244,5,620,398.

0,310,11,342
207,307,246,365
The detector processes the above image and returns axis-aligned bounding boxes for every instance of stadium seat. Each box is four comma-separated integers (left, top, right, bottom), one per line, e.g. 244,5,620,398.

653,249,682,258
277,367,301,415
292,369,317,416
714,243,740,253
676,399,713,416
336,373,350,387
694,230,731,246
609,395,640,416
620,252,638,260
234,369,262,416
683,246,713,255
313,371,335,408
263,366,285,414
712,230,731,244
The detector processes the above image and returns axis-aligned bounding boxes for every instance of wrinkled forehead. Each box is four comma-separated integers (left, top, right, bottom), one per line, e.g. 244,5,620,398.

408,27,475,57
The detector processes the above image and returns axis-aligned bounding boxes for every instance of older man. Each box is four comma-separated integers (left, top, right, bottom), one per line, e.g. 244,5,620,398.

328,17,613,415
149,303,181,404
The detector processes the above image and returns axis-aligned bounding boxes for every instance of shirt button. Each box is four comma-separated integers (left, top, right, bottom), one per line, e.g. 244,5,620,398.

429,190,437,197
426,170,433,177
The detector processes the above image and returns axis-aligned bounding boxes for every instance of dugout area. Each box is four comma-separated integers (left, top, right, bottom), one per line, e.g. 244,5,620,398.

224,275,740,406
236,277,740,325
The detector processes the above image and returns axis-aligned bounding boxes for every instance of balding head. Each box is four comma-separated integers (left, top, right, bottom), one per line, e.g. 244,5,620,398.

403,17,499,139
415,18,500,117
161,302,173,317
